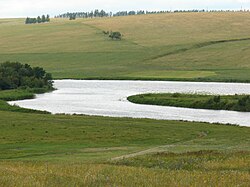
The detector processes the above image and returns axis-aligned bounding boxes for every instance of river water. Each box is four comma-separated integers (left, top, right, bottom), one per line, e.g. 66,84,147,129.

9,80,250,127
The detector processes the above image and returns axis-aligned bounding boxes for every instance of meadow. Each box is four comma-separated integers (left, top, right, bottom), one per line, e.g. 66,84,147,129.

0,12,250,81
0,12,250,186
0,90,249,186
128,93,250,112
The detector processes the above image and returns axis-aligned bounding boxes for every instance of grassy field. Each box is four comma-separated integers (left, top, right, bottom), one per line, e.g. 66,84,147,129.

128,93,250,112
0,12,250,81
0,109,249,186
0,90,249,186
1,12,250,186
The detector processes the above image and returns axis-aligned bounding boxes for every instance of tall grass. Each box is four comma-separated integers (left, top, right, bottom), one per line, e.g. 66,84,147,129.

0,152,249,187
110,150,250,171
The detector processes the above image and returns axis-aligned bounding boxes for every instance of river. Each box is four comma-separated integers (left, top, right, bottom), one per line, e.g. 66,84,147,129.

9,80,250,127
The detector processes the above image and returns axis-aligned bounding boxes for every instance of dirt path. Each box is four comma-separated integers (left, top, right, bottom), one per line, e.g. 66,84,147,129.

111,144,175,161
110,136,207,161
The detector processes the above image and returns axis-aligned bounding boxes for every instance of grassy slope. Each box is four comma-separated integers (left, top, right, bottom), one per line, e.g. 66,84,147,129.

2,110,249,161
128,93,250,112
0,12,250,81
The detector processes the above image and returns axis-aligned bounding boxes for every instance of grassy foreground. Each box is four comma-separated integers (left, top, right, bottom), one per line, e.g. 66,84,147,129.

0,110,250,186
128,93,250,112
0,12,250,82
1,154,249,186
0,90,250,186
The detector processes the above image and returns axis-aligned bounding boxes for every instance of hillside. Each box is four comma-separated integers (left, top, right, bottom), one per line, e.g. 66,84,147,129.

0,12,250,81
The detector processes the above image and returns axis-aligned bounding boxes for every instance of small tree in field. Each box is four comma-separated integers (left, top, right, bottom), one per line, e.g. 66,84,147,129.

109,31,122,40
69,14,76,20
37,16,42,23
46,14,50,22
25,17,30,24
42,15,46,23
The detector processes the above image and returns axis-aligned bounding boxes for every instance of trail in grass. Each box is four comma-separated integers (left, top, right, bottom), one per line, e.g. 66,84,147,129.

111,145,175,161
149,37,250,61
111,137,202,161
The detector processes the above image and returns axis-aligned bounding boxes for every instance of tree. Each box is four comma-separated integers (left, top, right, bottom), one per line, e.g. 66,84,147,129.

100,10,106,17
42,15,46,23
25,15,50,24
25,17,30,24
109,31,122,40
46,14,50,22
31,18,37,24
25,17,36,24
69,14,76,20
128,11,136,15
37,16,42,23
0,62,53,90
94,9,99,17
33,67,46,79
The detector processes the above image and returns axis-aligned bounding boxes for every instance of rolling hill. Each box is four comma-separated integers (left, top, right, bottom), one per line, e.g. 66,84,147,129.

0,12,250,81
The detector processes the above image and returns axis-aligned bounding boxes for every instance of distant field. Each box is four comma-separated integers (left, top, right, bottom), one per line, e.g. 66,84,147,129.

0,12,250,81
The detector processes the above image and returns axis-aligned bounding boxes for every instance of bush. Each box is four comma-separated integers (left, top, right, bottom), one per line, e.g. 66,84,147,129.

109,31,122,40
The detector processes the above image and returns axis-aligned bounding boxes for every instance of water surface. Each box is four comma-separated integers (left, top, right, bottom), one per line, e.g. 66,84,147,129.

9,80,250,127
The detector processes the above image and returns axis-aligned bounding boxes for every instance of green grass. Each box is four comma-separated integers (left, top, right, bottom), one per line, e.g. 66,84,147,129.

1,12,250,185
128,93,250,112
0,107,250,159
0,12,250,81
0,89,51,113
0,158,249,187
110,151,250,171
0,89,34,101
0,89,249,186
2,109,249,161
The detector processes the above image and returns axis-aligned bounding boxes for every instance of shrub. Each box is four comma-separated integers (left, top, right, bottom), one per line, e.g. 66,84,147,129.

109,31,122,40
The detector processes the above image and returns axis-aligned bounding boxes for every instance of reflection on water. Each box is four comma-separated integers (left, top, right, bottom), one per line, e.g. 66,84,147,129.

9,80,250,127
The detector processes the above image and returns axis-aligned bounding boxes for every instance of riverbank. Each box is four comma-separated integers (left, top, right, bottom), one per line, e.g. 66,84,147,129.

128,93,250,112
0,88,52,114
